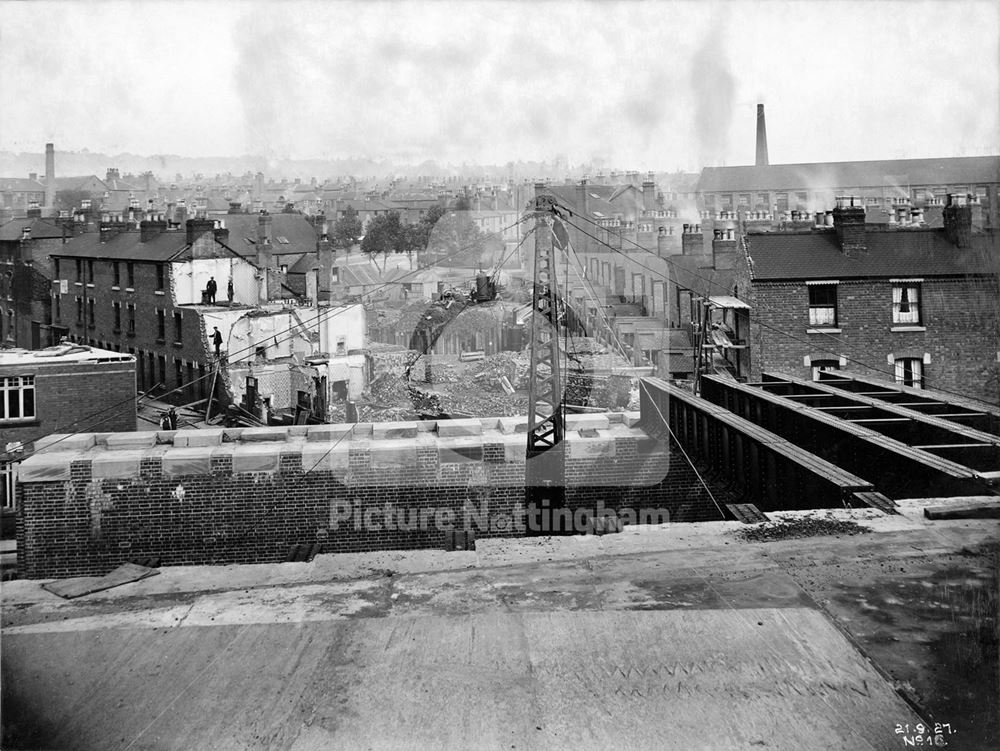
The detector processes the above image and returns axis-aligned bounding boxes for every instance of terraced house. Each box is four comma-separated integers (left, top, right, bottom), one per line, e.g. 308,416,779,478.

735,194,1000,404
46,211,365,419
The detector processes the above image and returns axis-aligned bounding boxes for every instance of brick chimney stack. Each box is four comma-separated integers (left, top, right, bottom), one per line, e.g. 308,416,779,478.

755,104,769,167
44,143,56,210
185,216,216,251
99,211,128,243
257,210,272,246
943,194,972,248
257,211,276,302
175,199,188,228
712,228,738,269
832,196,866,256
316,216,334,303
140,212,168,242
642,174,655,212
681,223,703,256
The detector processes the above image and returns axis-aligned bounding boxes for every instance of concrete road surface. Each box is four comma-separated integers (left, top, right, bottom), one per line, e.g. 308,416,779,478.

3,504,996,750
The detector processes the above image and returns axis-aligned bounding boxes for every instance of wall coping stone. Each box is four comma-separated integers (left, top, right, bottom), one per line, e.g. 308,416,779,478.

240,427,291,442
437,418,483,437
173,429,224,448
33,434,95,453
372,421,420,440
105,432,158,450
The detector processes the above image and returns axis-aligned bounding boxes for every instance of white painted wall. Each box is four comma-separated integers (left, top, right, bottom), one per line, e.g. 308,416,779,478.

171,257,260,305
199,303,366,366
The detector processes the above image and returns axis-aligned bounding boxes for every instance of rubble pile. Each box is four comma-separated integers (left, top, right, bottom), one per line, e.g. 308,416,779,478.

470,351,530,392
565,337,609,356
440,390,529,417
734,516,874,543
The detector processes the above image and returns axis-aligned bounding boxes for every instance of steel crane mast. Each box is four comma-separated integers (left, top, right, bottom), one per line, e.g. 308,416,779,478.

525,194,568,534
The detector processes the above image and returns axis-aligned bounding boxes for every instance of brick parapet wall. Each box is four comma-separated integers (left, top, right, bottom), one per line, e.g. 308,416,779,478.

16,412,718,577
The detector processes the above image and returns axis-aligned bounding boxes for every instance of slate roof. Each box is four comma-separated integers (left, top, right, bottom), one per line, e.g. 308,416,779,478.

48,229,191,261
0,217,66,241
51,176,107,192
104,176,141,192
0,178,46,193
220,214,318,257
334,199,399,213
698,156,1000,193
746,227,999,280
339,265,408,287
546,186,618,218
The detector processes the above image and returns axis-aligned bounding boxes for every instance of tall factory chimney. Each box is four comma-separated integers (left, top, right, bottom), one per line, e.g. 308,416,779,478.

755,104,769,167
45,143,56,211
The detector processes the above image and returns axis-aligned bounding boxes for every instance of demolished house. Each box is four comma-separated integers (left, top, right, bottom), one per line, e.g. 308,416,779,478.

200,303,366,424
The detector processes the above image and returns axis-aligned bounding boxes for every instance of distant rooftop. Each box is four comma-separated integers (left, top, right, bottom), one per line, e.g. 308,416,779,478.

698,156,1000,194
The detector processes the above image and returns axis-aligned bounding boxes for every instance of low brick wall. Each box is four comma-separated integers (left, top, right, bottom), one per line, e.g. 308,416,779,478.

16,413,718,578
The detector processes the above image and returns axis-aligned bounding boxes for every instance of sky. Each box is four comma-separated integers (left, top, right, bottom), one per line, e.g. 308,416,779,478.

0,0,998,170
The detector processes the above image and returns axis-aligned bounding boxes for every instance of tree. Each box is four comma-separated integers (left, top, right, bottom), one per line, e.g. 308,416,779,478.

55,189,90,212
360,211,405,272
421,208,485,268
332,205,363,250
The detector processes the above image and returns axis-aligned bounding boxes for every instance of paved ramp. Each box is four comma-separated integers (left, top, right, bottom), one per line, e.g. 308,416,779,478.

4,607,918,750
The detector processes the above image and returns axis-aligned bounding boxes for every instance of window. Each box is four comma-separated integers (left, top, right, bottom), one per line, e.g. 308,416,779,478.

808,284,838,326
113,301,121,331
87,259,94,284
113,262,120,287
795,192,808,210
54,258,60,279
174,358,183,389
738,193,751,208
173,311,183,343
127,303,136,335
75,296,83,324
895,358,923,388
126,262,135,288
755,193,769,211
75,259,82,282
892,284,921,324
336,337,347,355
811,360,840,380
155,264,164,291
54,294,61,322
1,460,14,510
775,193,789,213
158,355,167,387
0,375,35,421
156,309,165,341
87,298,95,327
